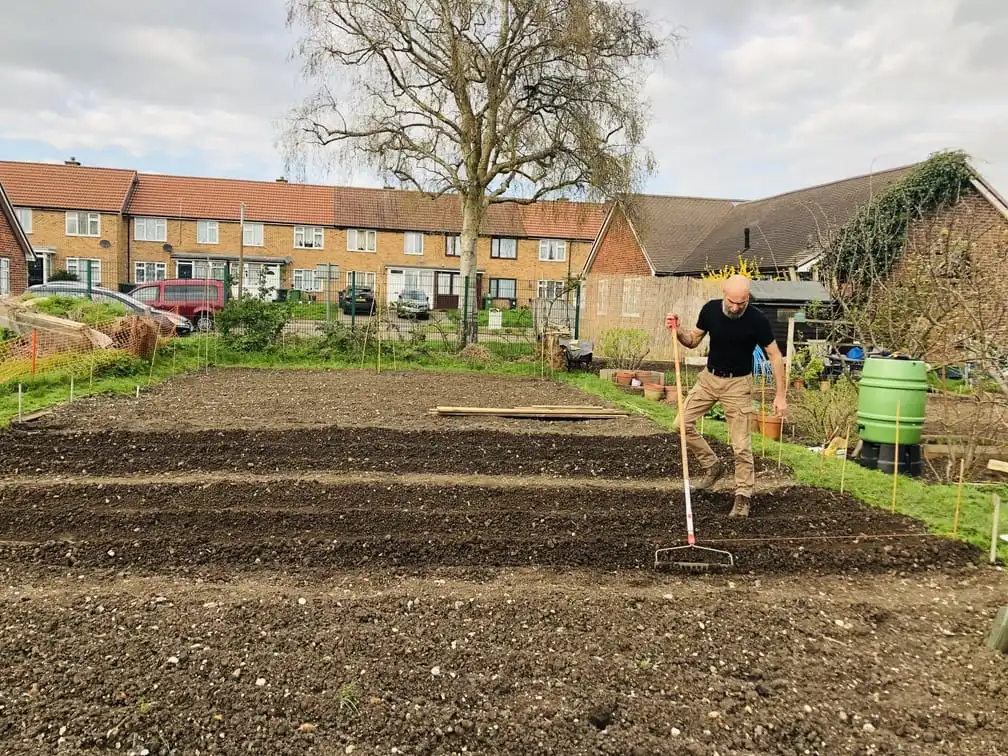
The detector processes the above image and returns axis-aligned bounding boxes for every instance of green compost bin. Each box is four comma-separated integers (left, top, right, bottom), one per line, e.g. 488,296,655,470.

856,357,928,446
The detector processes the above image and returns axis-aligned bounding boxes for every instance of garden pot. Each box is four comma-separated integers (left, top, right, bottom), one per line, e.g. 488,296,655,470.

643,383,664,401
615,370,635,386
792,378,804,389
755,413,783,440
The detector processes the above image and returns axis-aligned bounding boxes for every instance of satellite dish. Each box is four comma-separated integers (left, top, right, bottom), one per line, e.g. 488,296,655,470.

99,239,111,248
163,243,173,252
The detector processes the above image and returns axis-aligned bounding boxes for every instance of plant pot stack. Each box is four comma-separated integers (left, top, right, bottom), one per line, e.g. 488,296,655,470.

611,369,668,400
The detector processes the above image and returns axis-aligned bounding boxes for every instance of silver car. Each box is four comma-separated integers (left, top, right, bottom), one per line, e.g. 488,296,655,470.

395,289,430,319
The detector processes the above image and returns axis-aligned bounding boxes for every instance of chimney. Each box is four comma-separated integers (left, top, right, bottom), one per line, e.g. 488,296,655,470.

276,177,288,183
743,227,751,250
65,156,81,166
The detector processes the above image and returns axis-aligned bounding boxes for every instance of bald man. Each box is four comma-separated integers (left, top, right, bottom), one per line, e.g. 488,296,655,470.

665,275,787,517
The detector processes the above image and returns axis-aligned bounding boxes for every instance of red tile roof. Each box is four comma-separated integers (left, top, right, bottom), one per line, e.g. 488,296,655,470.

0,160,137,214
129,173,336,227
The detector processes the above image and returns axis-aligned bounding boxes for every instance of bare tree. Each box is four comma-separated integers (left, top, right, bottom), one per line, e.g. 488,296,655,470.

284,0,671,343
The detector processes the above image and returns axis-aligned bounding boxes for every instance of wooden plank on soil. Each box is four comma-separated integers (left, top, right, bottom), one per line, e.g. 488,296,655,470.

9,408,52,425
924,444,1008,458
987,606,1008,653
430,406,629,420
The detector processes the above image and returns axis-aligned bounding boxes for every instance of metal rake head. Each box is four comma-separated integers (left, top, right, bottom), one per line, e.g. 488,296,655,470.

654,544,735,572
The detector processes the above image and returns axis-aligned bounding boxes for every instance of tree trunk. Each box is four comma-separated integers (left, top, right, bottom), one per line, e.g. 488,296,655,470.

459,196,483,346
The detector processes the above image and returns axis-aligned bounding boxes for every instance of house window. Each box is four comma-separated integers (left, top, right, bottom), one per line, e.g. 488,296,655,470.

621,277,642,317
403,232,424,256
491,237,517,259
596,279,609,315
65,211,100,237
537,279,565,299
345,270,376,289
446,235,461,257
134,262,167,283
243,222,264,247
539,239,567,262
14,208,31,234
347,229,376,252
66,258,102,284
0,258,9,295
294,225,325,249
135,217,167,242
489,278,517,299
292,268,324,292
197,220,219,244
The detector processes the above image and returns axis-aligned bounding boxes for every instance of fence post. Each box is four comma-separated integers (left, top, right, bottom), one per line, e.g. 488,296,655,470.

351,271,357,330
86,260,93,299
462,275,470,346
30,329,38,376
574,283,581,339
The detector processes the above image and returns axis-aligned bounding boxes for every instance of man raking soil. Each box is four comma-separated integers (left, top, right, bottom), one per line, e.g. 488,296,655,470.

666,274,787,517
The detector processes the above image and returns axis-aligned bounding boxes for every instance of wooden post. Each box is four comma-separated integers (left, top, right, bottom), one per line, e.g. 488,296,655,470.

953,458,966,537
987,606,1008,653
991,494,1002,566
30,328,38,376
784,316,796,385
840,422,851,494
891,400,901,514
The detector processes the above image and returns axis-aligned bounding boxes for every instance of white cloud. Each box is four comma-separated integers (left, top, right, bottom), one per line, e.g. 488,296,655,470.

0,0,1005,198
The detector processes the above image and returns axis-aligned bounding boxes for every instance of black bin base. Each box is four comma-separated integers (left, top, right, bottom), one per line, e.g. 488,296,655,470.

858,441,923,477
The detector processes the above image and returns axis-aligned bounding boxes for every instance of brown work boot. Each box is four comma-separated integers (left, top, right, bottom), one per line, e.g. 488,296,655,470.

690,459,724,491
728,494,750,518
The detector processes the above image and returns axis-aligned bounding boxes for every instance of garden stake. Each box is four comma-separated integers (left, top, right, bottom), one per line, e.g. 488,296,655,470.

17,384,22,422
991,494,1002,565
69,375,74,402
953,458,966,537
760,374,767,457
148,332,160,386
654,326,734,572
891,401,901,514
840,422,851,493
776,419,785,470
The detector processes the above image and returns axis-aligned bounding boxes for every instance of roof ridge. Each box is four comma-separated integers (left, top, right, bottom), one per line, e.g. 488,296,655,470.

0,159,137,175
624,192,743,203
737,162,922,205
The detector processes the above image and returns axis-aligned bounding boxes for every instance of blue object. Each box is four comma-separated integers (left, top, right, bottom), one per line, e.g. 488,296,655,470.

847,345,865,360
752,346,772,379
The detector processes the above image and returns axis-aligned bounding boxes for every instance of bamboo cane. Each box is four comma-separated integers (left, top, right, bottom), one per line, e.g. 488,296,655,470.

953,458,966,537
840,422,851,493
891,400,901,514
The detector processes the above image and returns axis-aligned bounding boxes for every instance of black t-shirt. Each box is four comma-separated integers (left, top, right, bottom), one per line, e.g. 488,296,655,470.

696,298,775,376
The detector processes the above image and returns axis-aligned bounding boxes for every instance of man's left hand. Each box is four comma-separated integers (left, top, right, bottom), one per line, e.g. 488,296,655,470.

773,395,788,417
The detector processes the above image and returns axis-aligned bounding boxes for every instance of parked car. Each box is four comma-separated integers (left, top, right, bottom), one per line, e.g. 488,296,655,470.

394,289,431,319
338,286,376,315
25,282,193,336
129,278,225,332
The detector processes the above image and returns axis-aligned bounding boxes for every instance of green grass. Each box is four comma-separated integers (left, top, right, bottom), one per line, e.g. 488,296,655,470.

559,372,1008,564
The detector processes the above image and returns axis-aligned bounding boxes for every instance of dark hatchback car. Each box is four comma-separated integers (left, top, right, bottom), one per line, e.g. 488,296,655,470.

338,286,376,315
25,282,194,335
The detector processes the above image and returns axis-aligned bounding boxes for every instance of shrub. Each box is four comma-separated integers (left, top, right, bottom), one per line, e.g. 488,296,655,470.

216,297,290,352
599,327,649,370
788,377,860,445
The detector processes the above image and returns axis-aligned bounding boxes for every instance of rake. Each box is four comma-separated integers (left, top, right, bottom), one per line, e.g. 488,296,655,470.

654,325,735,572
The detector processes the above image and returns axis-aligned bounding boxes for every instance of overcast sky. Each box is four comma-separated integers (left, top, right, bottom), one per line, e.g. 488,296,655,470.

0,0,1005,200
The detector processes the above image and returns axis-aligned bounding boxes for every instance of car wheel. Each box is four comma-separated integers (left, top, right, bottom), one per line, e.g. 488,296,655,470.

195,312,214,332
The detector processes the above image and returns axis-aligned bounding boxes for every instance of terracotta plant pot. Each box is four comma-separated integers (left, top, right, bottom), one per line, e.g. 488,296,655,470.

643,383,664,401
755,413,783,440
792,378,805,389
615,370,635,386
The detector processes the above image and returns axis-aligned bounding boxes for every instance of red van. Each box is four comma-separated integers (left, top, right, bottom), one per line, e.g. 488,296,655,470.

130,278,226,332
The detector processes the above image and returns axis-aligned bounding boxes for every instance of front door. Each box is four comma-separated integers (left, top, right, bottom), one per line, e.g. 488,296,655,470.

435,272,458,310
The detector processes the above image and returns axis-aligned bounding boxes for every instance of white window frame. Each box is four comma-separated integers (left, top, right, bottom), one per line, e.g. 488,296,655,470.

294,225,325,249
621,277,643,317
65,211,100,237
537,279,565,300
538,238,567,262
292,268,324,292
445,235,461,257
14,207,32,234
596,278,609,315
347,229,376,252
0,257,9,295
66,257,102,285
243,222,264,247
197,220,219,245
491,237,517,259
134,217,167,242
404,232,424,256
345,270,376,289
134,261,167,283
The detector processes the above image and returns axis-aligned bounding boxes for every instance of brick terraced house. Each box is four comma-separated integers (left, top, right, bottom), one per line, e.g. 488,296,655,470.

0,180,34,296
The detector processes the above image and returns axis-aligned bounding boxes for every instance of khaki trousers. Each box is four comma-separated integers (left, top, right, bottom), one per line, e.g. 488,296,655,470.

679,369,755,498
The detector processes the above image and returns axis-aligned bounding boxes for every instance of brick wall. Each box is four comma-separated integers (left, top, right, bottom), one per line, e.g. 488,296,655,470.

0,210,28,295
24,209,127,287
587,207,652,275
892,187,1008,366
